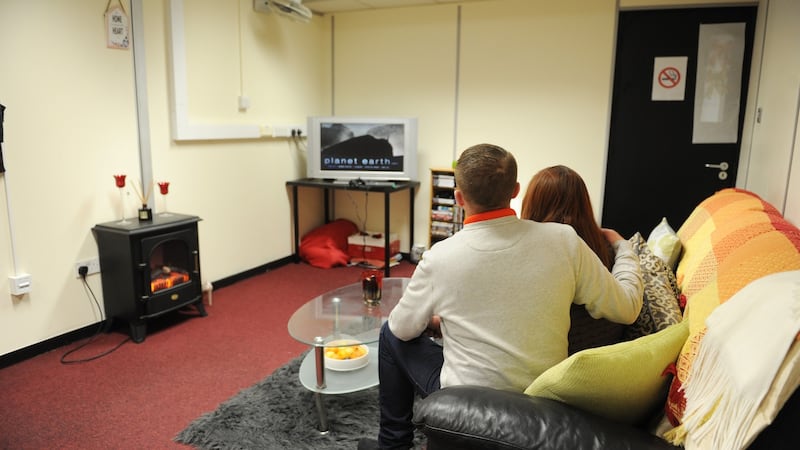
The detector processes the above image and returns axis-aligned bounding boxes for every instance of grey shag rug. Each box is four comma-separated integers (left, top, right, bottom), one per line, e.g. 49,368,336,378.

175,353,425,449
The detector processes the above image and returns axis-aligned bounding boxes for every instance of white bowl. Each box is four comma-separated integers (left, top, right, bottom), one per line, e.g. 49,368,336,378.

323,339,369,371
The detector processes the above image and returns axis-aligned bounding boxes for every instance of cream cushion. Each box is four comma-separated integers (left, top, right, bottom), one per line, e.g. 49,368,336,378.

647,217,682,270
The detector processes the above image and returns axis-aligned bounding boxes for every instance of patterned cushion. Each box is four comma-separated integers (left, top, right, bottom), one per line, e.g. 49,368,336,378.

624,233,683,340
665,188,800,435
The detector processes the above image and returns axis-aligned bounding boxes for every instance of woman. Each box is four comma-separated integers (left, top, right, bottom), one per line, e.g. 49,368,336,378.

521,165,626,353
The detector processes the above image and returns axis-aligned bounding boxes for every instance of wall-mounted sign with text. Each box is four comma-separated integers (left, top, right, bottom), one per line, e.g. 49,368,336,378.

105,0,130,50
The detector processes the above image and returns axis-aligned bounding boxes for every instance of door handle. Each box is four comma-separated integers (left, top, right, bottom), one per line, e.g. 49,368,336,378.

705,162,729,180
705,162,729,171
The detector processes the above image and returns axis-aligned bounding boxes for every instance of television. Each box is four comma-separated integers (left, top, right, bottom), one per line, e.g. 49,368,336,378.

306,116,418,181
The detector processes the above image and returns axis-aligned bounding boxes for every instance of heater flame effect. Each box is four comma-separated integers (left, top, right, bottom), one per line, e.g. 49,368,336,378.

150,266,190,293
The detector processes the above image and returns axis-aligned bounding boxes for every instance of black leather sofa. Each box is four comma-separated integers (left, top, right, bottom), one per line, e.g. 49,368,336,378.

413,385,800,450
412,385,676,450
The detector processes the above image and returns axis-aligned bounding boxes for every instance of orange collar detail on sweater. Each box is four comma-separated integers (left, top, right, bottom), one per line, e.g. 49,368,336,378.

463,208,516,225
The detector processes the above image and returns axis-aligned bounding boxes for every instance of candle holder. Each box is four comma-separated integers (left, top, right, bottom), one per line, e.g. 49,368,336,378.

158,181,171,216
114,175,130,224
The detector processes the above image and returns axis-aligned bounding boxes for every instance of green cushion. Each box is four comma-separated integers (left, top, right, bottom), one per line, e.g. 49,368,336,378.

524,320,689,425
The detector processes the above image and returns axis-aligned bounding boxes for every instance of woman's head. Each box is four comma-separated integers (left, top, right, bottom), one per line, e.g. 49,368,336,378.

521,165,593,225
521,165,612,269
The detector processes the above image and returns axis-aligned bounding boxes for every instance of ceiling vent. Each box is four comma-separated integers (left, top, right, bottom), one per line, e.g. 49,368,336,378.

253,0,313,23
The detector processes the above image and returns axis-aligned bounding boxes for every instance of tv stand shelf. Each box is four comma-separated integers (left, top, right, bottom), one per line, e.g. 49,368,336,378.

286,178,421,277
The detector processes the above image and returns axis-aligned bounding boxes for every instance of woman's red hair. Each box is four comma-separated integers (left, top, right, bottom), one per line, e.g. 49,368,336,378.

520,165,613,270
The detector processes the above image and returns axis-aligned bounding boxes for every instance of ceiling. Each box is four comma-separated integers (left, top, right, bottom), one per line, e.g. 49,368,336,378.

302,0,499,14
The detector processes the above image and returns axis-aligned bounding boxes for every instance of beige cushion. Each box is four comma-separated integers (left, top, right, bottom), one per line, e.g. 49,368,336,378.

647,217,682,270
525,320,689,425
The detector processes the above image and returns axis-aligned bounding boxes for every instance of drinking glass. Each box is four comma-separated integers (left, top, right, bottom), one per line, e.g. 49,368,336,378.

360,269,383,307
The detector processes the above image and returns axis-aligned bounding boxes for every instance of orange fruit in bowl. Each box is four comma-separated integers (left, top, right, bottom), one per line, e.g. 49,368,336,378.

324,343,365,359
323,339,369,370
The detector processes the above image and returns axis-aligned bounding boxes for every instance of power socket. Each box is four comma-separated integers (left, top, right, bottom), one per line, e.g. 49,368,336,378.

75,258,101,278
270,124,306,138
9,274,32,295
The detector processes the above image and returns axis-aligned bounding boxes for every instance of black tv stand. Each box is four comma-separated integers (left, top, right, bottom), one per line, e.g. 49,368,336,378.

317,177,402,188
286,177,420,277
364,180,400,188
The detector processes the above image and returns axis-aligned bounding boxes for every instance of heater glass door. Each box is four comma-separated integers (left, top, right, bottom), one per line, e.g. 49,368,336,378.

142,229,196,296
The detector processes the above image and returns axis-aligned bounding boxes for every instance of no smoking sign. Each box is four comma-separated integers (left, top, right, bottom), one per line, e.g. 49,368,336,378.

658,67,681,88
652,56,687,101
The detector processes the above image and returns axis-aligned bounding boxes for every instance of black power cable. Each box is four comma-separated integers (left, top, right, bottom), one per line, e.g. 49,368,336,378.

60,267,130,364
345,189,370,264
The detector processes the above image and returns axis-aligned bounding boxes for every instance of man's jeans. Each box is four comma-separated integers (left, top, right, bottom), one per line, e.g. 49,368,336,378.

377,322,443,449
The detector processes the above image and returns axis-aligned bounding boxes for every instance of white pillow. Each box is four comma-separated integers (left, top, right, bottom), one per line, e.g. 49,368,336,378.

647,217,682,270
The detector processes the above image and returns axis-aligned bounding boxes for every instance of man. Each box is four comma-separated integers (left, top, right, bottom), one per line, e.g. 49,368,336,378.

359,143,643,449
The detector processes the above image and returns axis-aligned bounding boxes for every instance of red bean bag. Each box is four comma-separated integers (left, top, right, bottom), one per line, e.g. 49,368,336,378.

299,219,359,269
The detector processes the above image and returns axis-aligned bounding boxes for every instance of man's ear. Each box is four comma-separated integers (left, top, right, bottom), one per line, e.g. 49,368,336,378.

455,189,465,206
511,182,521,199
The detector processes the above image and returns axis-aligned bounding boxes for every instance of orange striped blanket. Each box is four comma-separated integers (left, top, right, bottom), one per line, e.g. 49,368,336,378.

664,188,800,445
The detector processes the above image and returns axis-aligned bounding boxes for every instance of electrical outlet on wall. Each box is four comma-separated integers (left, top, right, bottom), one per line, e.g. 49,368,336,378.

75,258,101,278
9,274,32,295
270,124,306,138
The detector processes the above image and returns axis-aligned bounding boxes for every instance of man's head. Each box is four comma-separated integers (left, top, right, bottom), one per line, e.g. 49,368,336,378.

454,143,519,213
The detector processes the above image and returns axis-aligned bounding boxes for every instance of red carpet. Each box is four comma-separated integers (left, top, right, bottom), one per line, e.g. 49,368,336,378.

0,261,416,449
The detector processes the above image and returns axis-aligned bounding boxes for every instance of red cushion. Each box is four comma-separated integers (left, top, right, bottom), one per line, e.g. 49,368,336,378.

299,219,359,269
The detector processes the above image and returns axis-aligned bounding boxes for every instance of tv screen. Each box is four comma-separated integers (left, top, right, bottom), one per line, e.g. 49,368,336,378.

306,116,418,181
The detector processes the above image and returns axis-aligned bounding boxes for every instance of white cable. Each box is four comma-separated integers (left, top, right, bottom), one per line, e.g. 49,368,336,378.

3,172,20,274
238,0,244,97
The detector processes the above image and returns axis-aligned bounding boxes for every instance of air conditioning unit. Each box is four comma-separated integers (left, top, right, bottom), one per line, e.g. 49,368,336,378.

253,0,313,23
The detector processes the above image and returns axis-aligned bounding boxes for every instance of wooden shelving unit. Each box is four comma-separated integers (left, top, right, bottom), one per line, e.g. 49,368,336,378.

429,168,463,247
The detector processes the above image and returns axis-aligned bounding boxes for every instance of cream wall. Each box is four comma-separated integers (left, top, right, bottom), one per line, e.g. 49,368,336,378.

329,0,617,244
0,0,330,357
328,5,459,246
0,0,142,355
457,0,615,216
152,0,330,275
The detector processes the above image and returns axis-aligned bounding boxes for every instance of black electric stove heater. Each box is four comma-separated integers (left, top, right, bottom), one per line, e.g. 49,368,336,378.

92,213,206,343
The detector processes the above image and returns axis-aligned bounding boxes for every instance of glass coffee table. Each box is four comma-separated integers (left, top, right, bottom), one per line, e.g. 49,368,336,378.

287,277,409,433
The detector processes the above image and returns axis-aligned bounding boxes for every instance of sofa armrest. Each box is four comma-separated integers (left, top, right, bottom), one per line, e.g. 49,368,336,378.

413,386,678,450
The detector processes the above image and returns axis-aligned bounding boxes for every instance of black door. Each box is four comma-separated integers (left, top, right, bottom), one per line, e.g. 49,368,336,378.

601,7,757,238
